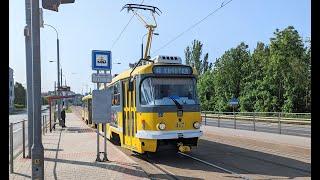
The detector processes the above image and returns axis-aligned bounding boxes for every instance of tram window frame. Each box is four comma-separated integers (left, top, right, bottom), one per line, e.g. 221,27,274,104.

112,82,121,106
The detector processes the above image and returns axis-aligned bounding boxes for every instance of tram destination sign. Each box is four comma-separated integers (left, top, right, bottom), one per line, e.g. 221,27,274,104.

153,65,193,75
92,50,112,70
92,73,112,83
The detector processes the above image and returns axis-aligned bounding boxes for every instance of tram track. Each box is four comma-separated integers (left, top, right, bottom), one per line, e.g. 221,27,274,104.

177,152,251,180
72,107,310,179
119,145,252,180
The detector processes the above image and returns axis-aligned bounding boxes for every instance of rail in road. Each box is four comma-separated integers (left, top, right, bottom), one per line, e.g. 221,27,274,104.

117,134,310,180
66,107,311,179
201,111,311,137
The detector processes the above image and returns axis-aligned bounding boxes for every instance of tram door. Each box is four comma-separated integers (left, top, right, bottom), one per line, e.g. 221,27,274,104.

123,80,136,148
88,99,92,124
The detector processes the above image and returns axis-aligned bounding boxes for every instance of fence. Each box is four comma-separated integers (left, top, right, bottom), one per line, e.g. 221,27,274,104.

9,114,50,173
201,111,311,137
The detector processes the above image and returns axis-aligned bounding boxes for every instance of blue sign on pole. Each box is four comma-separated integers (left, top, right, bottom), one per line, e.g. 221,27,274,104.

92,50,112,70
229,97,239,106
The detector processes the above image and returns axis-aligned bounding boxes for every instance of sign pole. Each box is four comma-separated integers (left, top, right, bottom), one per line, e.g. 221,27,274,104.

92,50,112,162
95,70,101,162
103,69,109,162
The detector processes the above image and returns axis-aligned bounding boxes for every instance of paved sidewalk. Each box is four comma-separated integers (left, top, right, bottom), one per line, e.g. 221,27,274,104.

9,112,148,180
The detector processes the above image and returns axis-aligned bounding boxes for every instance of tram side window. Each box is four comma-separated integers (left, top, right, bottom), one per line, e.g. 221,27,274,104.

112,82,120,106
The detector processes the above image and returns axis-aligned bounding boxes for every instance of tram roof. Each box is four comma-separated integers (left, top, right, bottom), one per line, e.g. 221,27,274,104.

109,64,153,85
82,94,92,101
108,63,197,86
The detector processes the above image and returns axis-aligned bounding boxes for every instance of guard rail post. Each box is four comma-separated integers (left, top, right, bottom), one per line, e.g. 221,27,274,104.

218,113,220,127
10,123,13,173
22,120,26,158
253,112,256,131
234,112,236,129
278,112,282,134
204,112,207,126
42,115,45,135
45,115,47,133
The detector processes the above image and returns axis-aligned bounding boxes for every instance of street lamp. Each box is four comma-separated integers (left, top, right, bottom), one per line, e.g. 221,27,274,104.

42,24,62,123
141,32,159,59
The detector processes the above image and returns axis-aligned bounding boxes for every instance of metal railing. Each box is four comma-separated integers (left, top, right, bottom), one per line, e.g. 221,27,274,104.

201,111,311,136
9,114,49,173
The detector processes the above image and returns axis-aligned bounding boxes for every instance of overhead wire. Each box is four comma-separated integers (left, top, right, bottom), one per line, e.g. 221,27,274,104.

151,0,234,55
110,0,145,50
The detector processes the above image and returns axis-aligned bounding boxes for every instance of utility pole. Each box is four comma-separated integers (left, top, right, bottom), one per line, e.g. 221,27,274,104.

57,30,61,126
24,0,33,159
30,0,44,178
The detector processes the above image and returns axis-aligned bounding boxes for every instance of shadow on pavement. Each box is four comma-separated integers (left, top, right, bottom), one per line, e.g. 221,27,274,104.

44,157,148,179
11,172,31,178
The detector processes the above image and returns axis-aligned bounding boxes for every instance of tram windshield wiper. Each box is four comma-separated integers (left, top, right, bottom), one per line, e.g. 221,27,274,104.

168,96,183,110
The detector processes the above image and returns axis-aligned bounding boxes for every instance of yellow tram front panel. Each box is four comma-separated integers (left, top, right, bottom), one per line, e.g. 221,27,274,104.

136,112,201,131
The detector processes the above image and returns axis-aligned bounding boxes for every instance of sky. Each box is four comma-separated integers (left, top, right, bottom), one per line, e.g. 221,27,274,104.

9,0,311,94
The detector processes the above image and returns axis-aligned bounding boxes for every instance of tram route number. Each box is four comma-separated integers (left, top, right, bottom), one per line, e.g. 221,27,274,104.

176,121,185,128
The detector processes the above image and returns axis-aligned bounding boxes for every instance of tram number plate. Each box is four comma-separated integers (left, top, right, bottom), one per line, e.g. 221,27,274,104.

176,122,185,128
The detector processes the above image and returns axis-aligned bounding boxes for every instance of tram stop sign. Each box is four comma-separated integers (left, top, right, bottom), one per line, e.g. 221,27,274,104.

229,97,239,107
92,89,112,123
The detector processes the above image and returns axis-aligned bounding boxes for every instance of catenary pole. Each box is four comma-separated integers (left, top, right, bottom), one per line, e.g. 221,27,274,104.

30,0,44,178
24,0,33,159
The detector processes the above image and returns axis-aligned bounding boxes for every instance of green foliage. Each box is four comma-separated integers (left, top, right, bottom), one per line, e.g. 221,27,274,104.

65,107,72,113
42,97,49,105
193,26,311,113
184,40,212,75
14,82,26,106
14,104,25,109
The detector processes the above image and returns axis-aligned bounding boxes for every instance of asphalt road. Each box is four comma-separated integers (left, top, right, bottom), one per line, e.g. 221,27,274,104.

202,117,310,137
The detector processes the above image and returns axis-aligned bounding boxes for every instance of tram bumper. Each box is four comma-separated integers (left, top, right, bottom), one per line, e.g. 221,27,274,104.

136,130,202,152
135,130,203,139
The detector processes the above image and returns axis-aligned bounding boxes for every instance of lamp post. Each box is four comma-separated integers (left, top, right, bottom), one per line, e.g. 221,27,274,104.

44,24,62,123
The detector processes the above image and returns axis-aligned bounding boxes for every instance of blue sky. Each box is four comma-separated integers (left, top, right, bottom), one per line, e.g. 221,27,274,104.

9,0,311,94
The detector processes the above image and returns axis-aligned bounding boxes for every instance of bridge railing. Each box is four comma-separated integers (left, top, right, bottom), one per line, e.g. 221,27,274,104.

201,111,311,136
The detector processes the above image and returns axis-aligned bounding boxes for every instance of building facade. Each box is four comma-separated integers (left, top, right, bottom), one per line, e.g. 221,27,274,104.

9,67,14,113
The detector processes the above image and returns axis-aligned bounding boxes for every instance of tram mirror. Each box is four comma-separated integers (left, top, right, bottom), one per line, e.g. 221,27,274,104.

128,81,134,91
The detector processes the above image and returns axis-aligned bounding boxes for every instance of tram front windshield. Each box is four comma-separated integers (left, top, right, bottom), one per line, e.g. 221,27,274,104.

140,77,198,106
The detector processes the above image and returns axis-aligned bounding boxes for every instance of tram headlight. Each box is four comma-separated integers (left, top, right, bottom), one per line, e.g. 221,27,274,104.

193,122,200,129
158,123,166,130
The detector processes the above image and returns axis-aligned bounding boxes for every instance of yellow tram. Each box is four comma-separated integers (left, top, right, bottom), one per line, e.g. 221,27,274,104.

81,94,96,128
97,55,203,153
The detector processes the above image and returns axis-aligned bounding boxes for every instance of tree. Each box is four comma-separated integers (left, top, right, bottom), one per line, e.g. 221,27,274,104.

197,70,215,110
266,26,307,112
14,82,26,106
184,39,212,75
240,42,270,112
212,42,250,111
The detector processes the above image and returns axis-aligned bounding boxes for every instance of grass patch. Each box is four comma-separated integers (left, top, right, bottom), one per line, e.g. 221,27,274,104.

14,104,25,109
65,107,72,113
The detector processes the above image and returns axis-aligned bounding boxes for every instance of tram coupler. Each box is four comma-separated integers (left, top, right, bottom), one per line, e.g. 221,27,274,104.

177,142,191,153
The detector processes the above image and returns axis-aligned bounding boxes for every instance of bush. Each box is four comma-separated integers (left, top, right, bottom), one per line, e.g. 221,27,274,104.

14,104,25,109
